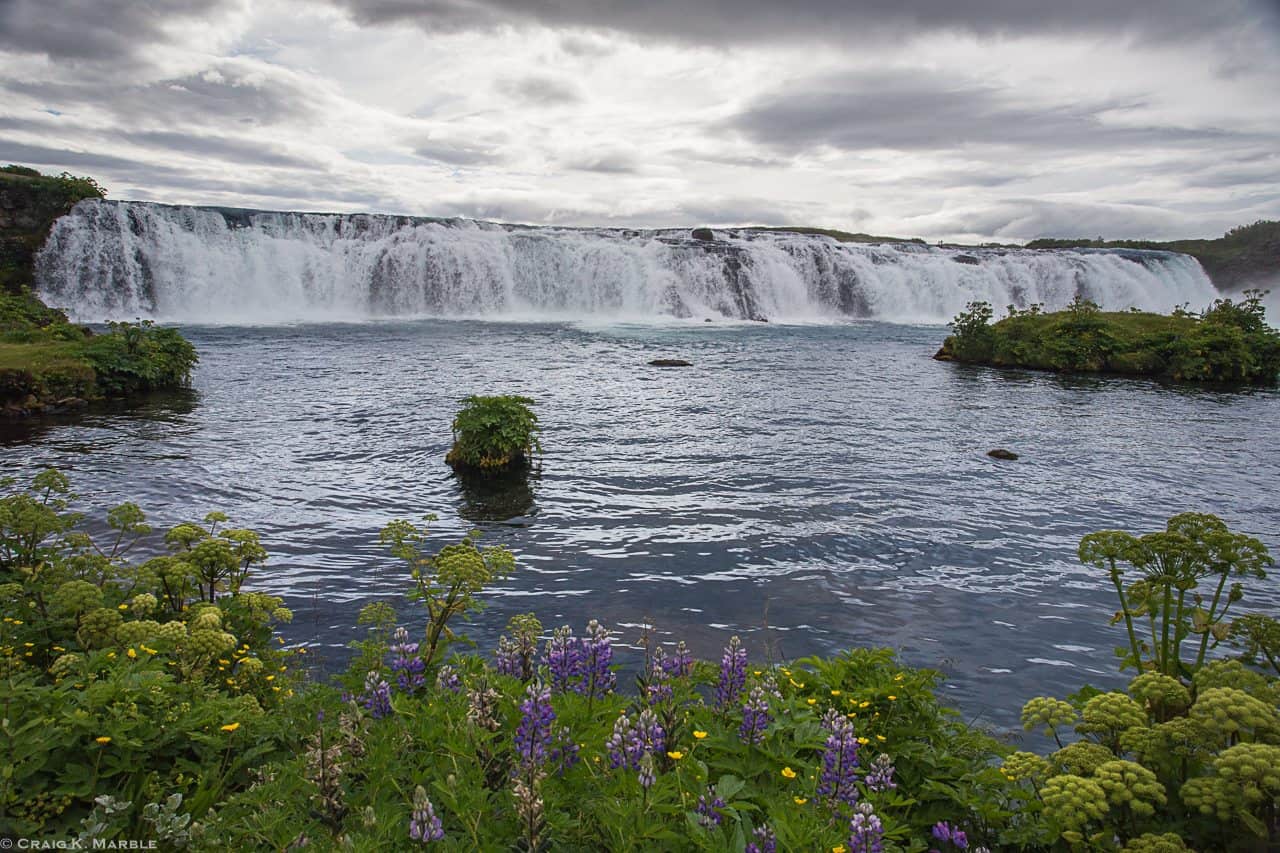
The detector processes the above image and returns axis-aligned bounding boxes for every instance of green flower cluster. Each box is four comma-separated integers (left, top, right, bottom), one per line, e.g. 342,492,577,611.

1021,696,1077,736
1002,750,1051,782
1188,686,1279,743
116,619,162,646
50,580,102,616
1128,673,1190,715
185,629,237,657
1094,760,1166,817
1193,659,1278,703
1051,741,1115,776
1120,832,1191,852
130,592,158,617
1078,692,1147,736
1042,774,1108,831
78,608,122,647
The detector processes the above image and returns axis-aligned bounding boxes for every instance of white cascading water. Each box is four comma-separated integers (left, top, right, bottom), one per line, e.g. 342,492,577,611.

35,200,1220,324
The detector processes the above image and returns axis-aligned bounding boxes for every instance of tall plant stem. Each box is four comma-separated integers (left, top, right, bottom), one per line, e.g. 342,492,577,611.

1194,572,1231,670
1110,567,1142,670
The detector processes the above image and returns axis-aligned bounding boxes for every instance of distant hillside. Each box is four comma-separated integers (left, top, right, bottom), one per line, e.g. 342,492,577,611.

746,226,928,245
1026,220,1280,293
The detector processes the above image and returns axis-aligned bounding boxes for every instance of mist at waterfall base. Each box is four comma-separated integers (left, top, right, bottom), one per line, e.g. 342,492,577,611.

37,200,1218,325
6,318,1279,730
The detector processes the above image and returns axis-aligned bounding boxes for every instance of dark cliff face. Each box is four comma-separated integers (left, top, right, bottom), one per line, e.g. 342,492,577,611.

0,171,103,295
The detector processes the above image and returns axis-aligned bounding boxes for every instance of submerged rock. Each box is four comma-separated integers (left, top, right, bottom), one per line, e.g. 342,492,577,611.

648,358,693,367
691,227,715,241
987,448,1019,460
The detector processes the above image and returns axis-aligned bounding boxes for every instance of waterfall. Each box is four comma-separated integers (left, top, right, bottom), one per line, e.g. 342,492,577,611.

36,199,1219,324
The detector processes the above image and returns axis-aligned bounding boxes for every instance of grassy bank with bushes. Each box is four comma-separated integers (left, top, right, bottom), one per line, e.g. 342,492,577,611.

0,166,197,416
935,292,1280,386
3,470,1278,850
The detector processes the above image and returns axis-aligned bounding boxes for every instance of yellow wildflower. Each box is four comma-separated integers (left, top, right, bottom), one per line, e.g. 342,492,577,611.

859,701,870,708
95,736,112,745
830,689,841,696
220,722,241,733
126,648,137,659
753,670,762,676
265,675,275,681
887,695,897,701
781,767,797,779
667,751,684,760
693,730,708,739
117,604,128,610
806,698,817,706
793,797,807,805
876,735,886,742
834,846,847,853
857,737,870,745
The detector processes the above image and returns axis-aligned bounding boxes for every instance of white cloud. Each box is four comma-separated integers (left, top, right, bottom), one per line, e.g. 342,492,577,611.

0,0,1276,241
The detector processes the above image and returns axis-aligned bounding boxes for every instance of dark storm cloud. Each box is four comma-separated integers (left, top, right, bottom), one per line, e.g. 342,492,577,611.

322,0,1277,45
0,0,242,62
495,76,582,106
725,69,1249,155
0,141,170,175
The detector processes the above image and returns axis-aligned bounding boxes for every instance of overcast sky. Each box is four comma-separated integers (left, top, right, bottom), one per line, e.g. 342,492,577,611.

1,0,1277,242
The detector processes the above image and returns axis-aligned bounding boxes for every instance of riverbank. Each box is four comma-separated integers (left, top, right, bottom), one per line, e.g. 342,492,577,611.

934,295,1280,386
0,168,198,416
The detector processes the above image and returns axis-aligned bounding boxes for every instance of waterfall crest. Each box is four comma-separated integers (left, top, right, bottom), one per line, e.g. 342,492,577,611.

36,200,1219,324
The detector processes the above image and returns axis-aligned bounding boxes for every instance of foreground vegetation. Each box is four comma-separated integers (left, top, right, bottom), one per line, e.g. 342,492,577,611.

935,292,1280,386
0,166,197,415
3,471,1278,850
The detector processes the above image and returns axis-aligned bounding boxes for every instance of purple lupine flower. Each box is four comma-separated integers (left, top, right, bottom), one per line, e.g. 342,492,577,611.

715,636,748,711
435,664,461,693
746,825,777,853
817,714,861,808
695,785,727,828
645,647,674,705
932,822,968,850
408,785,444,842
514,682,555,769
389,627,427,693
360,670,393,719
663,640,695,678
606,709,666,772
494,635,524,678
849,802,884,853
548,725,580,774
739,684,772,745
544,625,584,693
578,619,616,699
863,753,896,792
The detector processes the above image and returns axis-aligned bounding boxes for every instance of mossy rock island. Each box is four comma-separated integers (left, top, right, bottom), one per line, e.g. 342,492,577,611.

445,394,542,473
935,293,1280,386
1,166,199,417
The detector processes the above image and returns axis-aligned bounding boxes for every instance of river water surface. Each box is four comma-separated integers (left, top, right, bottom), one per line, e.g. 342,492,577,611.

3,319,1277,730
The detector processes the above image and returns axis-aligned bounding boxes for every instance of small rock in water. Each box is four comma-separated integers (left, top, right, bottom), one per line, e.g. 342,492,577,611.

987,448,1019,460
704,317,713,322
648,358,693,367
748,315,769,323
691,227,715,241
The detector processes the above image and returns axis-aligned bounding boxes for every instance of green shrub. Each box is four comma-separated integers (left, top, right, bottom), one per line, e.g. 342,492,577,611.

445,394,541,471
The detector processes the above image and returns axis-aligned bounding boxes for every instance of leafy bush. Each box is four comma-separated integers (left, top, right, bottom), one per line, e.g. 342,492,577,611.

445,394,541,471
0,471,299,839
1009,513,1280,850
